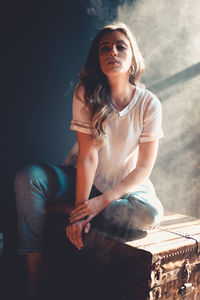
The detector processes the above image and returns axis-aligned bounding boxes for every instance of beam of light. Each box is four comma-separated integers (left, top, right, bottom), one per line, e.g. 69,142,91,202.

115,0,200,218
148,62,200,95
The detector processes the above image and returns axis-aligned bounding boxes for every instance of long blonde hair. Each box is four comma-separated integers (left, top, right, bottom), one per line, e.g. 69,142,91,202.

77,23,145,146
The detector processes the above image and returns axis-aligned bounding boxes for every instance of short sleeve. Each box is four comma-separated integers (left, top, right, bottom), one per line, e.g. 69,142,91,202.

139,95,164,143
70,84,91,134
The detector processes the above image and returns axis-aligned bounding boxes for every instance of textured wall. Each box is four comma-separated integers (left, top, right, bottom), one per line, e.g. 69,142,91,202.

2,1,200,236
117,0,200,217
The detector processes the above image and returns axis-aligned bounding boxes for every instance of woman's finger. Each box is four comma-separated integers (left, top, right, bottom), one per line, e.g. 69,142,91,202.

70,225,77,247
84,222,91,234
68,226,77,248
76,227,83,249
82,214,95,227
70,204,86,216
70,202,89,216
70,210,88,220
69,211,88,223
71,207,88,217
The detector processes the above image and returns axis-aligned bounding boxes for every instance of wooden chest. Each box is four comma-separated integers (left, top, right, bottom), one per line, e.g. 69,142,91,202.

83,212,200,300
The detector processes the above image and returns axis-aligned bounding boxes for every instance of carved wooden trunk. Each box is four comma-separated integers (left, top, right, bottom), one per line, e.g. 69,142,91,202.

84,212,200,300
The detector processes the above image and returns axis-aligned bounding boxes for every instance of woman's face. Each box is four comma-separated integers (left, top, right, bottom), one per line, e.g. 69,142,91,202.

98,30,133,78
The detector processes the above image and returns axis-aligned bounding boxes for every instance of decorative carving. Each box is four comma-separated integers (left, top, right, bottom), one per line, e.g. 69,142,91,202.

152,256,163,284
178,283,194,296
182,258,192,282
152,286,162,300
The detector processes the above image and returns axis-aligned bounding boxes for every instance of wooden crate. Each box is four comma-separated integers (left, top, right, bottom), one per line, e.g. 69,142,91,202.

83,212,200,300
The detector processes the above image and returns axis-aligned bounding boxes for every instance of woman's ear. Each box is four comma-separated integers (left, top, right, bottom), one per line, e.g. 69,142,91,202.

129,65,135,75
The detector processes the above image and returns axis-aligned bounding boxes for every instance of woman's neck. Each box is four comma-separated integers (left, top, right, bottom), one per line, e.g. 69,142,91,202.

108,75,135,111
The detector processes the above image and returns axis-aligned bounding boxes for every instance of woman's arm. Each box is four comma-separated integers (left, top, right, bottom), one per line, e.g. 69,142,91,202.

103,139,159,203
75,131,99,205
69,139,159,225
66,131,98,250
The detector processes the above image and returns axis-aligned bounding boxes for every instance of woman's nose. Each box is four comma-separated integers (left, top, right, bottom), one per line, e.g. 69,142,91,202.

109,48,117,56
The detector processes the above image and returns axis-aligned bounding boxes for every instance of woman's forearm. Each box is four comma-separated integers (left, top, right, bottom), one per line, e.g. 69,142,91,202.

103,165,152,205
75,155,98,206
103,140,158,205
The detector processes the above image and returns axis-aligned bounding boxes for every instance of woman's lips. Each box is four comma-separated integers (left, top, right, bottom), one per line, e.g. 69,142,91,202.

107,60,119,65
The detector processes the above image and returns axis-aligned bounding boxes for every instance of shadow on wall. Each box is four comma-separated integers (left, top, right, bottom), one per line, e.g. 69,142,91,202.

149,62,200,96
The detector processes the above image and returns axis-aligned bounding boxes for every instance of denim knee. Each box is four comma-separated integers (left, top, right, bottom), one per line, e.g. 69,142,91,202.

99,197,163,232
15,164,70,203
15,164,46,192
128,197,163,230
15,164,50,209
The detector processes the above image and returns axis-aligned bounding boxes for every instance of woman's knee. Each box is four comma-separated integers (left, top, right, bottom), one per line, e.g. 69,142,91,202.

15,164,76,206
132,203,163,231
15,164,49,194
14,164,54,214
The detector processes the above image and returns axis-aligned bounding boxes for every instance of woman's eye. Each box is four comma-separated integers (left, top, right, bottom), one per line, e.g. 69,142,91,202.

100,46,110,52
117,45,126,51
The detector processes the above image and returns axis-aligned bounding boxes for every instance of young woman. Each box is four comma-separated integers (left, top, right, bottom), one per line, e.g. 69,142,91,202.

15,23,164,298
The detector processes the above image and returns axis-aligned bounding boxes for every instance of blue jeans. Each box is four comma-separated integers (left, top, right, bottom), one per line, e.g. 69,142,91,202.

15,164,163,254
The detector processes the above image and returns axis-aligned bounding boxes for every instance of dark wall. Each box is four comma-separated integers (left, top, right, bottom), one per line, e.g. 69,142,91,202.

1,0,121,250
3,0,199,253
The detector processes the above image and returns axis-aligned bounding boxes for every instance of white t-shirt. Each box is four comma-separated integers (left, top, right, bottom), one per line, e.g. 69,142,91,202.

63,84,164,195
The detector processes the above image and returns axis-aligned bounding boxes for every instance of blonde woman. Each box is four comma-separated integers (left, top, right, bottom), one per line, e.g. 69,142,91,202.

15,23,164,298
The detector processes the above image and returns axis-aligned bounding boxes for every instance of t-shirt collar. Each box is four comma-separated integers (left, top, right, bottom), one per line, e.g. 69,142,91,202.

112,85,140,117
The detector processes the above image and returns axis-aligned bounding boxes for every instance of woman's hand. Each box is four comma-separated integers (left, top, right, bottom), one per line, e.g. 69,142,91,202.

69,195,109,226
66,220,90,250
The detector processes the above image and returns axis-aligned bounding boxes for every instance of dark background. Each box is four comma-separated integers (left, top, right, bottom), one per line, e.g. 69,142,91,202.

1,0,200,254
1,0,125,252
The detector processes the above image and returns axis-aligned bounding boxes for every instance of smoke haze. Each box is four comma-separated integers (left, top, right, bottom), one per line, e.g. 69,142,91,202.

116,0,200,217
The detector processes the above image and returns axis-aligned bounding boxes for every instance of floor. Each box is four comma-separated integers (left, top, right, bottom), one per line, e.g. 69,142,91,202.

0,252,117,300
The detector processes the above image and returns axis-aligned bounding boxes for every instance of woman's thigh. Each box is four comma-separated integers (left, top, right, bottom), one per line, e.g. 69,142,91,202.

91,194,163,235
15,164,76,205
